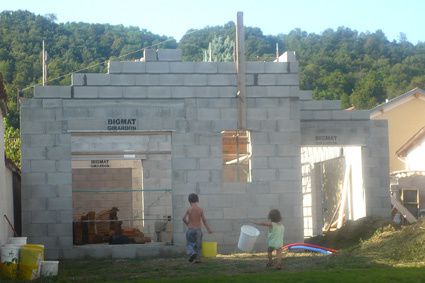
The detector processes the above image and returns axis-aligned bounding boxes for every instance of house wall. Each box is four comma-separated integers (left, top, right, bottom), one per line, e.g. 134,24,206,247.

1,112,15,245
372,96,425,172
20,53,390,259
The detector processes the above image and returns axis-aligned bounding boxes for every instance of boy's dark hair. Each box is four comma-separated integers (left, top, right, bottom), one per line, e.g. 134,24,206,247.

268,209,282,222
188,193,199,203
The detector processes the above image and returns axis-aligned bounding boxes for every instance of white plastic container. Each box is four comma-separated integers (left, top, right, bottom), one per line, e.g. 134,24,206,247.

1,244,20,263
7,237,27,246
40,260,59,277
237,225,260,252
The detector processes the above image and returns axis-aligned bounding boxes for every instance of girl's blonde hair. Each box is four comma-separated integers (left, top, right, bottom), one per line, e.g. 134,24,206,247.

268,209,282,222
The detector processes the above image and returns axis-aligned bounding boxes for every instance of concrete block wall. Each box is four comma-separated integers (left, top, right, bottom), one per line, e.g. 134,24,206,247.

21,54,389,258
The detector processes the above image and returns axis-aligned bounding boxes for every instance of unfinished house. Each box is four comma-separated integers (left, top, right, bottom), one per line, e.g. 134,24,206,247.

20,48,390,259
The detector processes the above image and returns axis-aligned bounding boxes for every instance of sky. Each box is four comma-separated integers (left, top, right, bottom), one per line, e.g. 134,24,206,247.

1,0,424,44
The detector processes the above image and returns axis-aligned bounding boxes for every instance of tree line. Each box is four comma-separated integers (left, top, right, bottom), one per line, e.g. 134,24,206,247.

1,10,425,166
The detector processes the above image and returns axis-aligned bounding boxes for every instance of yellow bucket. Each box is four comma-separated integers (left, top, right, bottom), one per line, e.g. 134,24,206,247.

201,242,217,258
19,244,44,280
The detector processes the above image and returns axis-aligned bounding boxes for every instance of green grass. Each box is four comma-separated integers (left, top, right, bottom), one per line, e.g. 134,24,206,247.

2,219,425,282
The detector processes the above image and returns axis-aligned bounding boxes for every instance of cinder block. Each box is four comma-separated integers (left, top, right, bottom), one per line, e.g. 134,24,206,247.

31,211,57,223
264,62,290,73
73,86,99,98
110,74,135,85
48,223,72,236
246,62,265,73
299,90,313,100
147,87,172,98
157,49,182,61
207,74,236,86
97,86,124,98
169,62,195,73
252,169,277,181
42,99,62,108
171,158,197,170
34,86,72,98
184,74,207,86
121,62,147,73
30,160,56,172
47,172,71,186
146,62,170,73
22,172,47,185
194,62,218,73
159,74,184,85
24,224,48,236
218,62,236,73
107,61,122,73
351,110,370,120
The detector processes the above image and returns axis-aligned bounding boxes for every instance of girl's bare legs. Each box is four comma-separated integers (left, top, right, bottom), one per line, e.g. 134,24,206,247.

267,248,273,267
275,247,282,269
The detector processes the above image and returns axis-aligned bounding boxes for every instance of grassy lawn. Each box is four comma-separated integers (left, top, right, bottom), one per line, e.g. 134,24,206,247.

2,219,425,282
1,252,425,283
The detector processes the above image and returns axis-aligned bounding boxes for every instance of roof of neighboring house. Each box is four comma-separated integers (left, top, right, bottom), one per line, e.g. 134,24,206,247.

396,125,425,158
370,87,425,118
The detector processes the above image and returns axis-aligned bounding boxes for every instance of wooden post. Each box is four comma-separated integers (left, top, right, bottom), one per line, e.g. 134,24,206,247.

236,11,246,130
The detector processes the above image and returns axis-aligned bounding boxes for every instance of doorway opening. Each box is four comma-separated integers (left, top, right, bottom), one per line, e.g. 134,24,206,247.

301,146,365,238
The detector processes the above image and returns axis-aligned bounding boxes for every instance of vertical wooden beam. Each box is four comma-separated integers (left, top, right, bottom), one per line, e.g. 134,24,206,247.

236,11,246,130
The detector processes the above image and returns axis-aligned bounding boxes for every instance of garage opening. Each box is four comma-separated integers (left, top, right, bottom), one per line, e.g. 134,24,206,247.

301,146,365,238
71,132,172,246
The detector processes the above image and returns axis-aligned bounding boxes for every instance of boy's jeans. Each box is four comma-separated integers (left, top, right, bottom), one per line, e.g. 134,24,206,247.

186,228,202,255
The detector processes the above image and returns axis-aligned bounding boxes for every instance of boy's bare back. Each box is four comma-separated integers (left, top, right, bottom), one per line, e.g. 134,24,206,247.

185,204,203,229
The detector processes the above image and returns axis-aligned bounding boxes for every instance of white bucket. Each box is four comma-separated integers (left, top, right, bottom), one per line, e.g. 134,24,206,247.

40,261,59,277
1,244,20,263
237,225,260,252
7,237,27,246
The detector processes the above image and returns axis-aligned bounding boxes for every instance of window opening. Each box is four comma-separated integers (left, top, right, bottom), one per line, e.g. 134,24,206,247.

222,130,251,182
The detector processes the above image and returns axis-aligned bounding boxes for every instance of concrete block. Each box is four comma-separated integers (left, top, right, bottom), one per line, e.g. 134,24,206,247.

199,158,221,170
62,248,85,259
57,236,73,248
98,86,124,98
22,197,47,211
30,160,56,172
184,74,207,86
47,195,72,210
142,49,157,61
42,99,62,108
56,160,71,172
22,172,47,186
264,62,290,73
351,110,370,120
121,62,147,73
123,86,149,98
108,61,122,73
157,49,182,61
48,223,72,236
47,146,70,160
146,62,170,73
194,62,218,73
172,158,197,170
21,108,56,122
332,110,352,120
159,74,184,85
187,170,210,182
313,110,332,120
34,86,72,98
169,62,195,73
31,211,57,223
147,87,172,98
218,62,235,73
71,73,84,85
73,86,99,98
207,74,237,86
110,74,135,85
25,224,48,237
289,61,300,73
253,169,277,181
197,108,220,120
246,62,265,73
30,134,55,147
